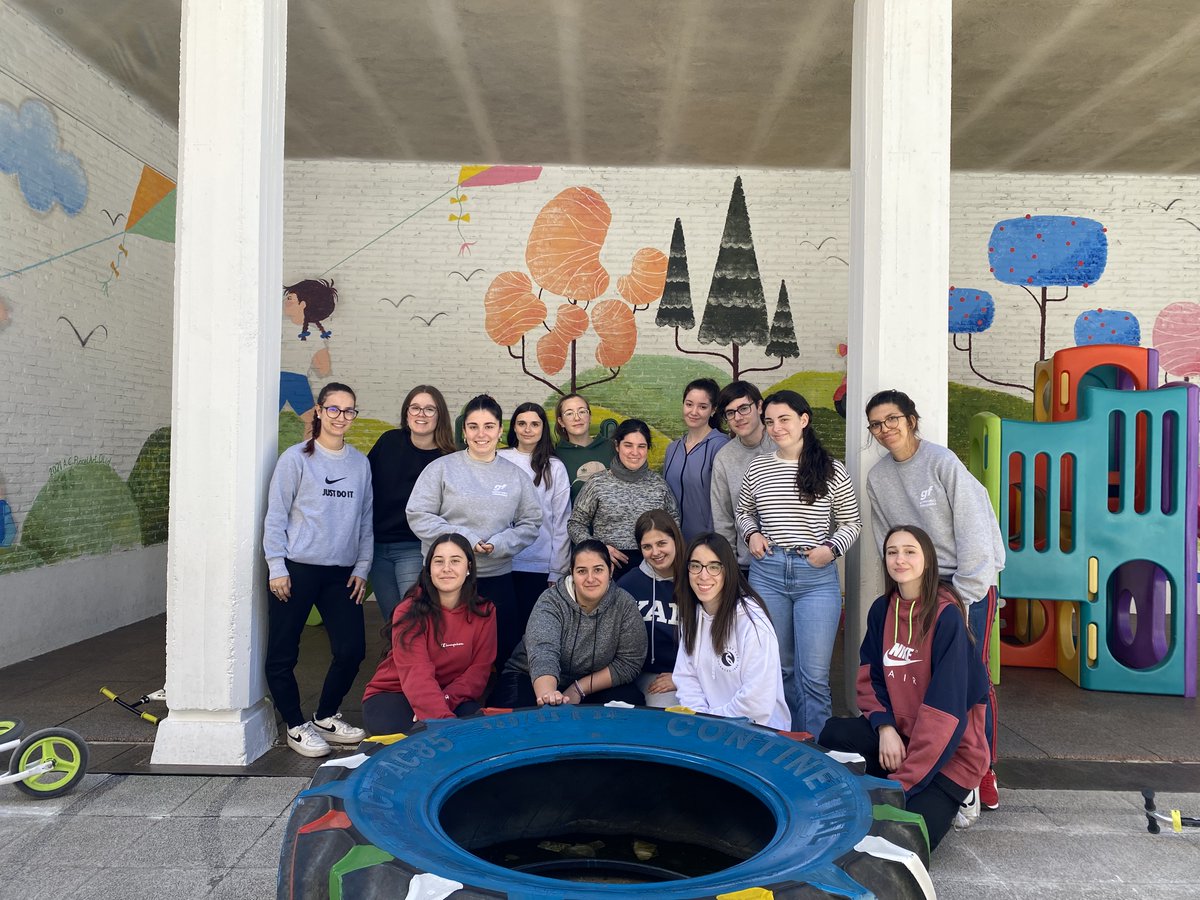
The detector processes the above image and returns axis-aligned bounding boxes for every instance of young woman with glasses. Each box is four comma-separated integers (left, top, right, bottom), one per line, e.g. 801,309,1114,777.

735,390,861,736
553,393,618,502
672,533,789,729
663,378,729,542
864,388,1005,812
263,382,373,757
367,385,457,626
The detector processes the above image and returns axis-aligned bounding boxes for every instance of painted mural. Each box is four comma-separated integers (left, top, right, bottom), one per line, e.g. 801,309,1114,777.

1,91,173,575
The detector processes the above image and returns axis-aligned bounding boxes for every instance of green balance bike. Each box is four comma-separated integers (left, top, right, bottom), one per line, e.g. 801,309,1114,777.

0,718,89,799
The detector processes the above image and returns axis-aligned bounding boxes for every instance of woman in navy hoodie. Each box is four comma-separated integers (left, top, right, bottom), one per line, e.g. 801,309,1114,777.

819,525,990,851
617,509,684,707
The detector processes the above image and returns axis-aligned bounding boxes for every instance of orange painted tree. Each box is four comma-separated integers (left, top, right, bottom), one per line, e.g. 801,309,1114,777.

484,187,667,395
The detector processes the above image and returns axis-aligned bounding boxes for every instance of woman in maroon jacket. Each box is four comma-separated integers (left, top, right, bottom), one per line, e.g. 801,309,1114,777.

362,533,496,735
819,525,990,851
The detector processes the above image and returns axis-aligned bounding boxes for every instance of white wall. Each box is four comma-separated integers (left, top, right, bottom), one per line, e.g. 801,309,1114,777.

0,1,176,666
281,160,1200,422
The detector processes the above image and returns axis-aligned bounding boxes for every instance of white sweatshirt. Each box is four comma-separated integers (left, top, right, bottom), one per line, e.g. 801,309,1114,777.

672,600,790,729
498,448,571,579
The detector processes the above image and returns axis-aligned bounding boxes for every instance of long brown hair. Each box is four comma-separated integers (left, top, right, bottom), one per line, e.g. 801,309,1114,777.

634,509,685,586
762,390,834,503
305,382,355,456
401,384,456,455
677,533,770,656
506,402,555,487
882,524,971,644
385,533,492,650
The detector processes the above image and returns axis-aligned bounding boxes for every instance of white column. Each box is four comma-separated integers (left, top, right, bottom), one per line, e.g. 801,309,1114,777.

153,0,287,765
844,0,951,711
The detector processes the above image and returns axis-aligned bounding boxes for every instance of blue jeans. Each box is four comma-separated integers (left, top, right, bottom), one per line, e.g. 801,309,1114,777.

750,549,842,735
370,541,424,625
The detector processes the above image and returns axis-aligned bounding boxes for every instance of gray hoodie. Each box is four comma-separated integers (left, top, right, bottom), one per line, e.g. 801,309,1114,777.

505,576,647,688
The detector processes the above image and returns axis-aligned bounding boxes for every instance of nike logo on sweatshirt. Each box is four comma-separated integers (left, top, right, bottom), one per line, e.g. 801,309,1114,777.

325,476,347,485
883,642,921,667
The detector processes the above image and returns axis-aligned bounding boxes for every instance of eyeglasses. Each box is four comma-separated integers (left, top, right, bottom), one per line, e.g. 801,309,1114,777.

867,414,905,434
687,560,724,576
724,402,756,421
323,406,359,420
561,409,589,420
407,405,437,417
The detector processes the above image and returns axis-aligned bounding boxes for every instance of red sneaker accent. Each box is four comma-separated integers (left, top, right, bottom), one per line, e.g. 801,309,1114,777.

980,768,1000,810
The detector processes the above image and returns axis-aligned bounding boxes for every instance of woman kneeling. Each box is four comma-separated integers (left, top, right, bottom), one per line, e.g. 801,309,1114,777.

672,533,790,729
819,525,990,851
496,540,647,707
362,533,496,735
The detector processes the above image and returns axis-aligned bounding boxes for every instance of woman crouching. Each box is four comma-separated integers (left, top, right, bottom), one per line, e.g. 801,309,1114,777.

819,525,990,850
496,540,647,707
361,533,496,735
672,533,790,729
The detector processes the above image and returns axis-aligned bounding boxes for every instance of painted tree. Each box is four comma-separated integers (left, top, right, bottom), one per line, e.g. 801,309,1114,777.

1074,308,1140,346
765,280,799,359
948,286,1028,393
656,218,696,340
483,187,667,395
1152,301,1200,379
667,177,792,379
988,214,1108,360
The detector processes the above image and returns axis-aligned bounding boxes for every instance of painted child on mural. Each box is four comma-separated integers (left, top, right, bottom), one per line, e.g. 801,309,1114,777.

280,278,338,438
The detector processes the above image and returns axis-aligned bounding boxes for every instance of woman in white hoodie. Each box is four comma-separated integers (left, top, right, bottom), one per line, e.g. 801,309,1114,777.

673,532,790,729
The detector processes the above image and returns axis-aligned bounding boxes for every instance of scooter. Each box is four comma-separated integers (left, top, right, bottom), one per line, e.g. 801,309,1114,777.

0,718,89,798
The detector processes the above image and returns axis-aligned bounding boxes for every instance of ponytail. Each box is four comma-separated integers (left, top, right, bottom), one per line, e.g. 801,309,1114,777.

304,381,355,456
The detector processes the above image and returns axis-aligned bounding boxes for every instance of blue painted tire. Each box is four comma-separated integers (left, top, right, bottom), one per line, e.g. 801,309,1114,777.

278,706,934,899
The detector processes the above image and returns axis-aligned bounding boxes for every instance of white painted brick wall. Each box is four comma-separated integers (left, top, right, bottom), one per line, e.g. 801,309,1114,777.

283,162,1200,421
0,1,176,663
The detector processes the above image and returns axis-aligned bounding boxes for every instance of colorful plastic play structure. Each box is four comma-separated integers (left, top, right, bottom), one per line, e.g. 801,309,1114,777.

969,344,1198,697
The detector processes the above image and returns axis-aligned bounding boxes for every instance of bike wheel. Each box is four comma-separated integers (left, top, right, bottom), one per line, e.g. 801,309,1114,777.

9,728,89,798
0,718,25,742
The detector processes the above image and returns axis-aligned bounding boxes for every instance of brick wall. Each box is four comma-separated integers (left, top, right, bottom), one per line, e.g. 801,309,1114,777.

0,2,176,664
281,162,1200,426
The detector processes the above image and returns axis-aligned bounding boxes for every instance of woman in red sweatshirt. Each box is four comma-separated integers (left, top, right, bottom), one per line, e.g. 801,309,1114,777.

362,533,497,735
819,525,990,851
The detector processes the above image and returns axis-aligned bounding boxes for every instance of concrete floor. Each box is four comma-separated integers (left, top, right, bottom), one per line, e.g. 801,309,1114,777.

2,611,1200,897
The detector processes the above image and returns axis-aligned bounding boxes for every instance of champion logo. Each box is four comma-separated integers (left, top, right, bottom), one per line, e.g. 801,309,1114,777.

325,476,347,485
882,642,921,667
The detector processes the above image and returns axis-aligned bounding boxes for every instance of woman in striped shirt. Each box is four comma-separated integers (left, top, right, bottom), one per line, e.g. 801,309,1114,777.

735,390,861,735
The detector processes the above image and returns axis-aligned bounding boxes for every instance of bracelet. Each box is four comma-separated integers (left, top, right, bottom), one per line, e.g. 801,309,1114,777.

573,679,586,700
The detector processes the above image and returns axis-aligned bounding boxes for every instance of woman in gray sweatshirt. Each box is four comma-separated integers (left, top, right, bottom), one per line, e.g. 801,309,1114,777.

406,394,542,672
496,540,647,708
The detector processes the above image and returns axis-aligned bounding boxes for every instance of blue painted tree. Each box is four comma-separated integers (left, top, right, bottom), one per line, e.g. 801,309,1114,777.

1074,308,1140,346
988,214,1108,360
948,287,1029,392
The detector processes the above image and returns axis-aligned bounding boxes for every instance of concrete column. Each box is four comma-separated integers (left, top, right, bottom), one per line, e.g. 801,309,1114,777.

153,0,287,765
844,0,952,711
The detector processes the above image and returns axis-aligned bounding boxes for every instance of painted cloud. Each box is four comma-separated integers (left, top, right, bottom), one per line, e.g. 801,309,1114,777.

0,98,87,215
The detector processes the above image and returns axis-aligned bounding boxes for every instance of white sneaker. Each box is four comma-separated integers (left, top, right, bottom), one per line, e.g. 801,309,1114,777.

287,722,332,758
312,712,366,745
954,788,980,829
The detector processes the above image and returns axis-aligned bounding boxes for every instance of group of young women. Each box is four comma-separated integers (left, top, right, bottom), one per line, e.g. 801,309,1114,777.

263,377,1003,849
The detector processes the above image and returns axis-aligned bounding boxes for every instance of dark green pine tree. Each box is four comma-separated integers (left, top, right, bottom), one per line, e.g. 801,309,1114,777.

656,217,695,330
765,280,800,360
699,176,769,349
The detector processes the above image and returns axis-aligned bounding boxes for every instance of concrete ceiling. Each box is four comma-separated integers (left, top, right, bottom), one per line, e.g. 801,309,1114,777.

12,0,1200,173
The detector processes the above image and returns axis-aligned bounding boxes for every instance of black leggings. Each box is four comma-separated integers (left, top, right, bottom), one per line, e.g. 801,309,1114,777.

819,715,969,851
492,669,645,708
264,560,365,728
478,573,522,677
361,692,481,735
